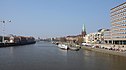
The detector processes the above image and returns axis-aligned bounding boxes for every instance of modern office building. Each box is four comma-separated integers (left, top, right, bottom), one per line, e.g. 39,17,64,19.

111,2,126,45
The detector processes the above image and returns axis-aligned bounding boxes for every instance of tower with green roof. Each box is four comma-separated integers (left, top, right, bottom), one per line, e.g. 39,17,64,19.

81,24,86,37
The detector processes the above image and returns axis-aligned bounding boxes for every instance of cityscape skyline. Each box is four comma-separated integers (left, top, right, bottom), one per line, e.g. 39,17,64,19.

0,0,126,38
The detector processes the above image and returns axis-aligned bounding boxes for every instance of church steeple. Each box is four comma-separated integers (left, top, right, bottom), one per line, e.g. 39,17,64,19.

82,24,86,32
82,24,86,37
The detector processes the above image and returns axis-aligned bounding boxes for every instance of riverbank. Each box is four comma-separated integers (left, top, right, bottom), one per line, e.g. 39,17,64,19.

0,41,36,47
81,46,126,57
0,36,36,47
51,41,126,57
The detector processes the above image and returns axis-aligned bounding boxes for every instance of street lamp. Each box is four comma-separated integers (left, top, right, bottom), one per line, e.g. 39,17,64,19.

0,20,11,43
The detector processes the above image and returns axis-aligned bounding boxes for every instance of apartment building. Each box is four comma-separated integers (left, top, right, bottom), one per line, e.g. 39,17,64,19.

111,2,126,45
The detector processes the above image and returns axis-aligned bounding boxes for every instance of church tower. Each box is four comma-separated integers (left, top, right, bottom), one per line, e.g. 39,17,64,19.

81,24,86,37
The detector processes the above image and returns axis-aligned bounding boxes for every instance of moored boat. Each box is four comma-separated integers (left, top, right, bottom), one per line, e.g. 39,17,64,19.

69,47,80,51
58,44,69,50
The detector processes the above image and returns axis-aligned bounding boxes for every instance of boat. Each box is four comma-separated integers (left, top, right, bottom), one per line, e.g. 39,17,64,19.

58,44,69,50
69,46,80,51
52,41,59,45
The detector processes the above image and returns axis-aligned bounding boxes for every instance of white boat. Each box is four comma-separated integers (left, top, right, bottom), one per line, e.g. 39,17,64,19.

58,44,69,50
68,44,80,51
69,47,80,51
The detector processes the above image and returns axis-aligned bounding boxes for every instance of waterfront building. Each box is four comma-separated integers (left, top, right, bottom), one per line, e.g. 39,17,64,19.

65,35,78,43
84,32,104,44
84,33,92,43
63,24,87,44
52,24,87,44
111,2,126,45
103,29,112,44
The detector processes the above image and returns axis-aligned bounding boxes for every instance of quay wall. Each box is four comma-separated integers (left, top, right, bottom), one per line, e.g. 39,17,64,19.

81,46,126,57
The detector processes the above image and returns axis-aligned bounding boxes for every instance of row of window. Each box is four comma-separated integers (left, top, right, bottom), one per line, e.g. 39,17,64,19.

89,34,102,37
113,23,126,26
104,31,111,36
111,31,126,34
104,34,110,36
122,24,126,26
111,17,126,23
120,28,126,30
112,28,126,32
111,16,126,23
111,26,119,30
111,8,126,16
111,12,126,19
112,36,126,38
111,29,126,33
112,24,126,29
111,3,126,13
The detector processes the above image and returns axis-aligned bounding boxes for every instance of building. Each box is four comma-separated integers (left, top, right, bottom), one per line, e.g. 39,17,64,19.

81,24,86,37
103,29,112,44
65,35,78,43
84,32,104,44
84,28,108,44
111,2,126,45
63,24,87,44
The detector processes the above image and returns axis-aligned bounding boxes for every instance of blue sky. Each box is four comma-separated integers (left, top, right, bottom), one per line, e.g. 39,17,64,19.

0,0,125,38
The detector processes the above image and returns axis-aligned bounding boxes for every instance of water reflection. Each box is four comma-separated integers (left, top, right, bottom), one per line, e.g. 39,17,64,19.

0,42,126,70
58,49,68,56
82,50,126,70
9,47,14,56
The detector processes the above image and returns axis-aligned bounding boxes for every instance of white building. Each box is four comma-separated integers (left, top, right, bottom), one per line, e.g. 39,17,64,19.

84,32,104,44
103,29,112,44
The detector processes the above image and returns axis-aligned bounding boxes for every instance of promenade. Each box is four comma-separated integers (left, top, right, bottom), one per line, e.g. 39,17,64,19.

81,45,126,57
52,41,126,57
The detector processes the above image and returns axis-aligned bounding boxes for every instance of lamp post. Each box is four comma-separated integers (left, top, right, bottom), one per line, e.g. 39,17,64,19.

0,20,11,43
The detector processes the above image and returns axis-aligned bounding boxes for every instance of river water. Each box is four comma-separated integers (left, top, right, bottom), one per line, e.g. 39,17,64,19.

0,41,126,70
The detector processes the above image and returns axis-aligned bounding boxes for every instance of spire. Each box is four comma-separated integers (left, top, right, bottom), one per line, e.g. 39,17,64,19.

81,24,86,37
82,24,86,32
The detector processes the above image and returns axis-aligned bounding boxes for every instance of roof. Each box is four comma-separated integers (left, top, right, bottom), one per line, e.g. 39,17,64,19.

111,2,126,10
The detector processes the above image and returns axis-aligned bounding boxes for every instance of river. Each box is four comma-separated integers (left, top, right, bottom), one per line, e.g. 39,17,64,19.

0,41,126,70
